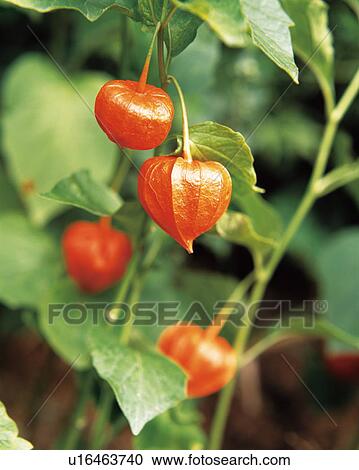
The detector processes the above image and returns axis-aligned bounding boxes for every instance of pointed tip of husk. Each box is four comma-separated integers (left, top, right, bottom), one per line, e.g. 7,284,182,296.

184,240,194,254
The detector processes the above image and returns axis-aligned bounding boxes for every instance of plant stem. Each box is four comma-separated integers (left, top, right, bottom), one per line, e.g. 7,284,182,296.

61,371,93,450
205,271,255,340
89,384,114,449
168,75,192,162
111,149,132,193
208,67,359,450
157,29,167,88
162,5,178,30
138,22,161,92
117,250,142,343
158,0,170,89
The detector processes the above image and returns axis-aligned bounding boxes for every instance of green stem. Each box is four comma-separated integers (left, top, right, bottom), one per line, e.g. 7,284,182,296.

162,5,177,29
117,251,142,344
120,277,143,346
138,21,161,92
89,384,114,450
60,371,93,450
111,149,131,193
157,29,167,88
208,67,359,450
168,75,192,162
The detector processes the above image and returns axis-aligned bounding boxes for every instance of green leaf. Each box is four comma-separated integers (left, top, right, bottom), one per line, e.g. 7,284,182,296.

2,53,117,225
183,121,283,243
42,169,123,216
0,164,22,213
281,0,334,106
137,0,202,57
234,191,283,242
216,210,277,255
2,0,140,21
241,0,298,82
167,10,203,57
0,212,62,309
39,278,117,370
173,0,298,81
315,161,359,197
172,0,247,48
186,121,257,195
317,228,359,352
177,270,238,319
0,401,32,450
113,201,147,238
91,334,186,435
134,402,206,450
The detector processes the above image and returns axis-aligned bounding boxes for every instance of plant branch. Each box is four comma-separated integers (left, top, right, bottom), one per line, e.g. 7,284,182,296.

61,371,93,449
168,75,192,162
89,384,113,449
208,66,359,450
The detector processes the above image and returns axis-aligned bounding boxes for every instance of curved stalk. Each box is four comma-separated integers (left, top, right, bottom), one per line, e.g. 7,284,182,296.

208,67,359,450
168,75,192,162
138,22,161,93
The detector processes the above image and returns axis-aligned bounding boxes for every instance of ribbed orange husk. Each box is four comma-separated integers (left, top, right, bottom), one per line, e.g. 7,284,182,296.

138,156,232,253
158,323,237,398
95,80,174,150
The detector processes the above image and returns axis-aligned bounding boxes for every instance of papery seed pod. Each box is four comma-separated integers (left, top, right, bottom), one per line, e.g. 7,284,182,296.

62,217,132,293
95,80,174,150
158,323,237,398
138,155,232,253
94,23,174,150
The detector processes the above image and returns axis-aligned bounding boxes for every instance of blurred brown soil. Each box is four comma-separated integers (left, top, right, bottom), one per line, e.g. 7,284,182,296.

1,329,358,449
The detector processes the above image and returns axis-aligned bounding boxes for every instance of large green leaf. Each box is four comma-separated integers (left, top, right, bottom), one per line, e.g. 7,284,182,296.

0,165,22,213
2,0,139,21
138,0,202,56
216,210,277,255
241,0,298,82
234,190,283,243
183,121,282,243
167,10,203,57
0,212,62,309
281,0,334,106
91,334,186,435
39,278,118,370
0,402,32,450
187,121,257,195
317,229,359,352
134,402,206,450
173,0,298,81
2,53,117,225
42,169,123,216
172,0,247,48
113,201,147,238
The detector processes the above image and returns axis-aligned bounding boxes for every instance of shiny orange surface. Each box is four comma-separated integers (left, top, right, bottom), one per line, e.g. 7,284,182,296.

62,218,132,293
94,80,174,150
158,323,237,398
138,155,232,253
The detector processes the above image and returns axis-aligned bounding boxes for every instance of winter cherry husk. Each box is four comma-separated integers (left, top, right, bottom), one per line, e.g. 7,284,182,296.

62,217,132,294
138,155,232,253
158,323,237,398
325,352,359,383
94,24,174,150
138,75,232,253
